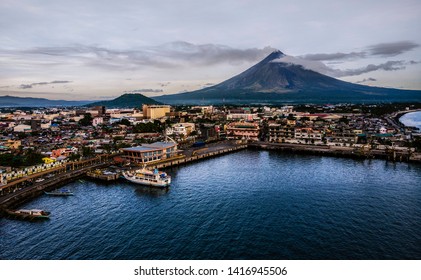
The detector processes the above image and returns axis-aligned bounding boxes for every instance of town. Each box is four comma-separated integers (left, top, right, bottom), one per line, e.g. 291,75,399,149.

1,102,421,188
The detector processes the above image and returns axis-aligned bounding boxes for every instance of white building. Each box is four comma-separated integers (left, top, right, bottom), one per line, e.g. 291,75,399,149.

171,123,195,137
92,117,104,127
13,124,32,133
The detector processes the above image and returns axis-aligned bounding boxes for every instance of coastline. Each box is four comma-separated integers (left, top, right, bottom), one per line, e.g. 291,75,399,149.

394,109,421,129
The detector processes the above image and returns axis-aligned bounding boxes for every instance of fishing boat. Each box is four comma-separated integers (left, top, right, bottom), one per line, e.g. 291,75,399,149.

122,167,171,188
44,189,74,196
13,209,50,219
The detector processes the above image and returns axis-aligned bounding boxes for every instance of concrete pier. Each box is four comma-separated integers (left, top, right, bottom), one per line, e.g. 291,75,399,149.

248,142,420,163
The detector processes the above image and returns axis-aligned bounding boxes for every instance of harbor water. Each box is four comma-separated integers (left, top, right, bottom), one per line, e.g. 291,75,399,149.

1,150,420,259
400,110,421,130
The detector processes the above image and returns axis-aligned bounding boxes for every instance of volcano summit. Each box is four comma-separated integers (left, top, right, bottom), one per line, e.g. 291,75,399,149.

155,50,421,104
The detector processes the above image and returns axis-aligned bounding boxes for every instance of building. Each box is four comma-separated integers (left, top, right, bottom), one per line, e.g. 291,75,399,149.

294,128,323,144
268,124,295,143
92,117,104,127
122,142,178,164
13,124,32,133
171,123,195,137
226,113,259,121
226,122,260,141
142,105,171,119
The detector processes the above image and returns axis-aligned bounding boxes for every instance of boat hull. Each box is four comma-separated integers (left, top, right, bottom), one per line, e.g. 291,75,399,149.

124,176,170,188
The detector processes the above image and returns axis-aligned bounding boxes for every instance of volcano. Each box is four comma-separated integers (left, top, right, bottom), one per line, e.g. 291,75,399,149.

154,50,421,104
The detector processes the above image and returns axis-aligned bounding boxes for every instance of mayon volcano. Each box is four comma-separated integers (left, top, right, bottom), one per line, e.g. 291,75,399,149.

154,50,421,104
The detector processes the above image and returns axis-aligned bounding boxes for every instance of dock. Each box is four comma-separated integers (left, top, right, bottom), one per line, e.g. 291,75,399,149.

147,144,248,169
248,141,420,163
87,169,120,181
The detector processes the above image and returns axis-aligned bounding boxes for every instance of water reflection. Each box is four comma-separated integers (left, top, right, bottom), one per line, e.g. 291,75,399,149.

134,186,170,198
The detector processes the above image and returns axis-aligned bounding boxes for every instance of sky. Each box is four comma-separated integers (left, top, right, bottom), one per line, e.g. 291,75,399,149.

0,0,420,101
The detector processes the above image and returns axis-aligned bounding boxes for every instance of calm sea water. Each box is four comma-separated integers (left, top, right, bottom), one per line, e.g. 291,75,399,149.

1,150,420,260
400,110,421,130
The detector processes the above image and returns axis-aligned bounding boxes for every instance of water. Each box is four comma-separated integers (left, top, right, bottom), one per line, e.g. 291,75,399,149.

1,150,420,259
400,110,421,130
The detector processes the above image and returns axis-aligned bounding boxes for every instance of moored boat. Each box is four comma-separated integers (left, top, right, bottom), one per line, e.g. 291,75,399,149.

123,167,171,188
44,189,74,196
13,209,50,219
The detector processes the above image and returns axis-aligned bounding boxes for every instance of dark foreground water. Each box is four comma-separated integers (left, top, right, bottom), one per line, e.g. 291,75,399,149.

1,150,420,260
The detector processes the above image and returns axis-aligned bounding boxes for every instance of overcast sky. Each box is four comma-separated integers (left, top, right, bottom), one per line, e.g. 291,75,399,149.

1,0,420,100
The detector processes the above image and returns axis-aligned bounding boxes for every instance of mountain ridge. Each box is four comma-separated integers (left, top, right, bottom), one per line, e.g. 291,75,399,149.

154,50,421,104
0,95,89,107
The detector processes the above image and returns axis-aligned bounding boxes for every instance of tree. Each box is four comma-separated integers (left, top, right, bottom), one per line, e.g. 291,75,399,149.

68,153,81,161
24,149,44,166
79,113,93,126
82,146,93,158
118,119,131,126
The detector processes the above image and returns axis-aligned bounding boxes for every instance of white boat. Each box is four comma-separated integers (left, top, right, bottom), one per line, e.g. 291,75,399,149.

123,167,171,188
13,209,50,219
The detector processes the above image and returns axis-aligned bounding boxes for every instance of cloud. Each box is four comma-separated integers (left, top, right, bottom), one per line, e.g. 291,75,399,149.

368,41,420,57
158,82,171,87
301,52,366,61
271,55,408,77
6,42,276,71
18,80,72,89
125,89,164,93
356,77,377,84
338,61,406,77
301,41,420,62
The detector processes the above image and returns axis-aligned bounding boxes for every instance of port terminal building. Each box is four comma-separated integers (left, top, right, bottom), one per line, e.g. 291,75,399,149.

121,142,178,164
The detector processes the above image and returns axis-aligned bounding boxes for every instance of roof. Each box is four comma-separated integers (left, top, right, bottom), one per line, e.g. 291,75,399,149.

122,142,176,153
143,142,177,149
122,146,156,152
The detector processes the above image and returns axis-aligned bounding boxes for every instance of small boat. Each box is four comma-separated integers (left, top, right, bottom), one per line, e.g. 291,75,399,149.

35,178,45,183
123,167,171,188
13,209,50,219
44,189,74,196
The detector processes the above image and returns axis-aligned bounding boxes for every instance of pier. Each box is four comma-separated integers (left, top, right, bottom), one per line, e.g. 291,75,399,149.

248,142,420,163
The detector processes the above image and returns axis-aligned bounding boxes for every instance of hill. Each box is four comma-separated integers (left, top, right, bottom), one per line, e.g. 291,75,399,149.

154,50,421,105
0,95,89,107
87,93,161,108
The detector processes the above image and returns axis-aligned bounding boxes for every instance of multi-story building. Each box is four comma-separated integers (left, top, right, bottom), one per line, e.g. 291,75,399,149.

294,128,323,144
226,122,260,141
268,124,295,142
142,105,171,119
171,123,195,137
122,142,178,164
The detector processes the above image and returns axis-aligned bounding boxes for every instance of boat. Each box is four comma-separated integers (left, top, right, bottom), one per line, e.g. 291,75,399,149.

122,167,171,188
44,189,74,196
13,209,50,219
35,178,45,183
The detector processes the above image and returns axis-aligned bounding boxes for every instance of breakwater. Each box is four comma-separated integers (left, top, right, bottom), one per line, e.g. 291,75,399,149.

248,142,420,163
